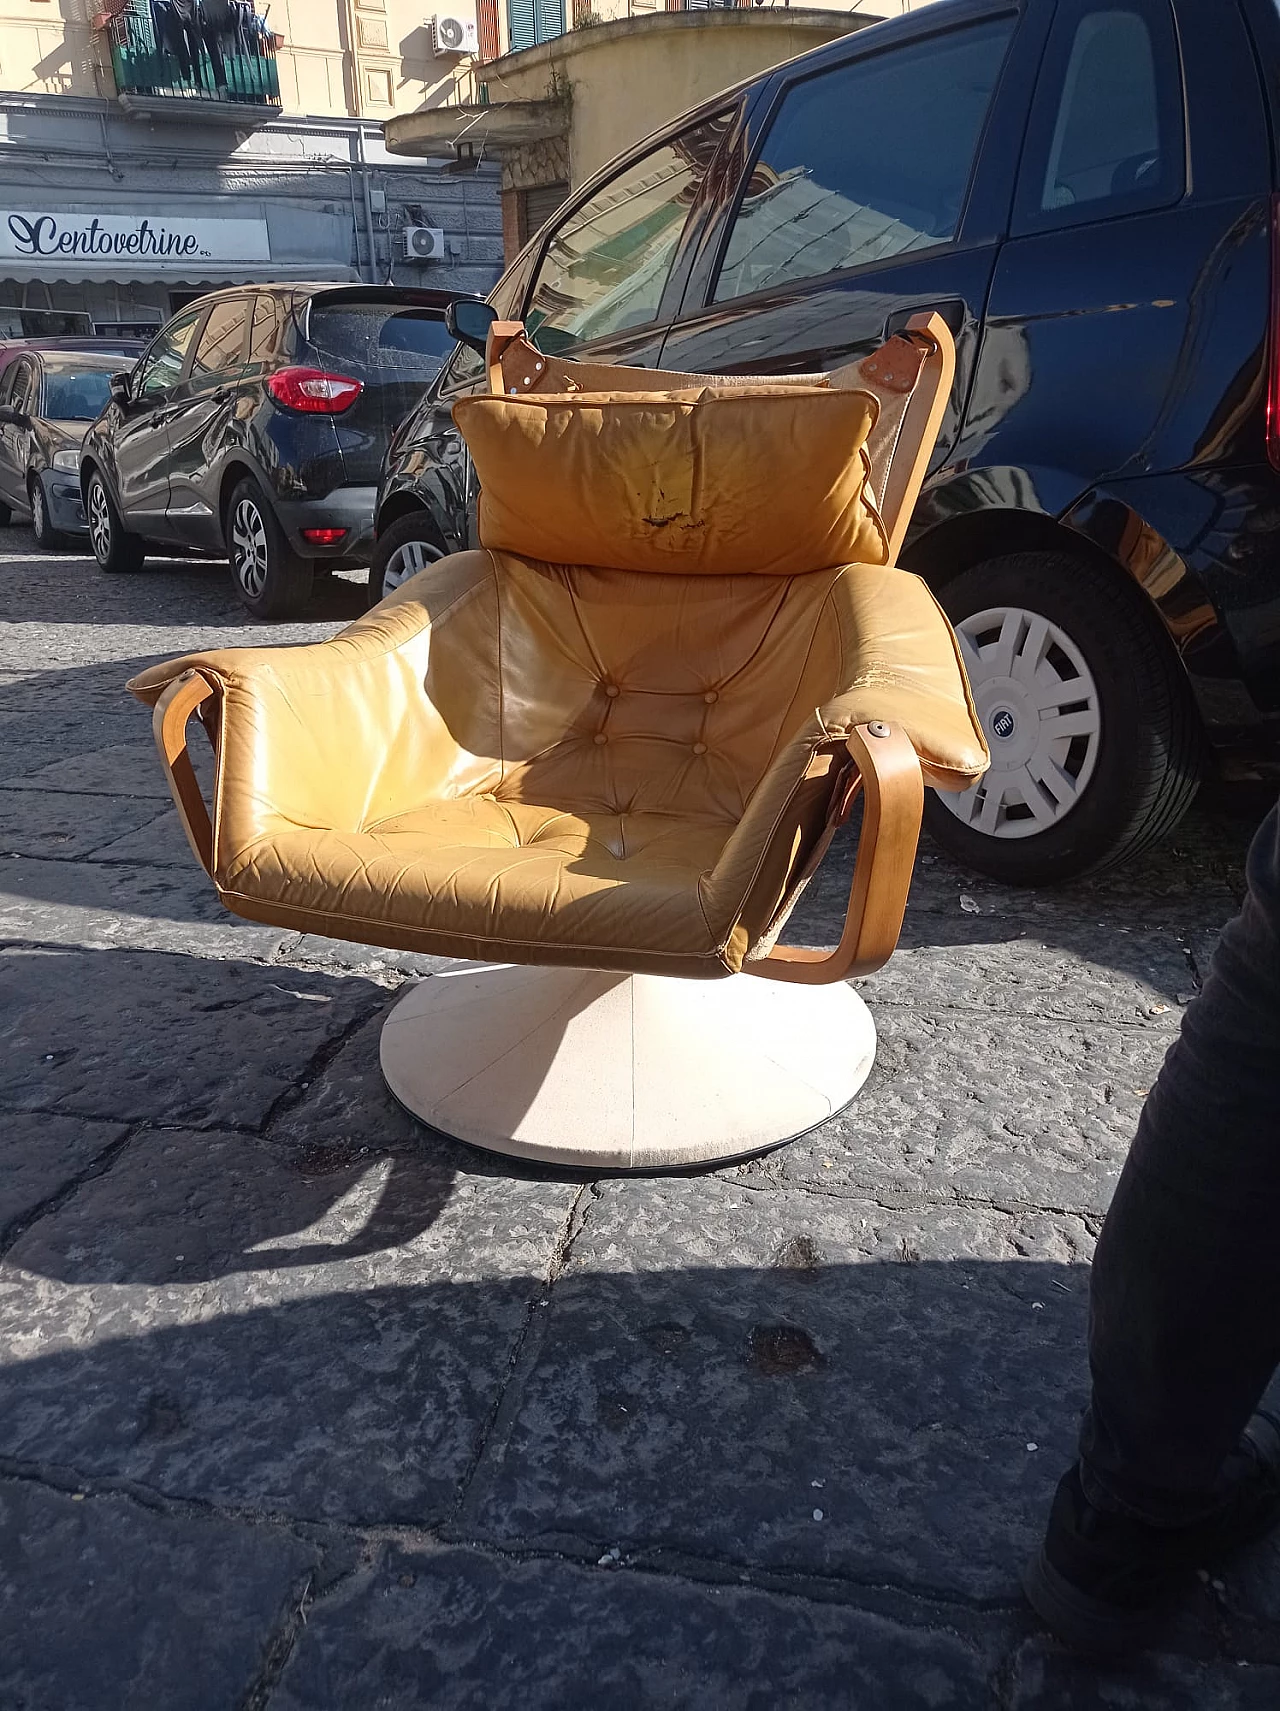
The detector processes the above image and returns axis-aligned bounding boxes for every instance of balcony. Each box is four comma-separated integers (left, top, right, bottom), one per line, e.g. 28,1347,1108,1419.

98,1,282,124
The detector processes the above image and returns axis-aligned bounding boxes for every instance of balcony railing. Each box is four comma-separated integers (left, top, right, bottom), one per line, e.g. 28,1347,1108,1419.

102,1,281,109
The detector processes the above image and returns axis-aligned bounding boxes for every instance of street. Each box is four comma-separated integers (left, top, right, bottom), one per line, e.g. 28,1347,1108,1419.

0,533,1276,1709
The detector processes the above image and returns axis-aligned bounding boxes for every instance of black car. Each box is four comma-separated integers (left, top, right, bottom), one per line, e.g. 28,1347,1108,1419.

0,350,121,548
81,284,465,618
375,0,1280,885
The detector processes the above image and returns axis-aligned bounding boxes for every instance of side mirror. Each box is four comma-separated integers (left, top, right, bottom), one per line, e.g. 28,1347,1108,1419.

445,298,498,354
109,372,132,408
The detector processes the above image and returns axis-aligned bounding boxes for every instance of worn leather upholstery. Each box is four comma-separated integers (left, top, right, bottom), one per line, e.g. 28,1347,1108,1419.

130,369,988,979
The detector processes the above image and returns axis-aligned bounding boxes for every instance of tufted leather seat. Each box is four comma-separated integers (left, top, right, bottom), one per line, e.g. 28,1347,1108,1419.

129,316,988,985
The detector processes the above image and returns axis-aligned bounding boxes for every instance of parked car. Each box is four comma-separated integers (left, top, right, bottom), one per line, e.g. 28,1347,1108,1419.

80,284,468,618
0,350,121,547
374,0,1280,885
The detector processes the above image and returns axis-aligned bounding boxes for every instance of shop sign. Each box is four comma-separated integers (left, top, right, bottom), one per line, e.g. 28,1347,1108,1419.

0,214,271,266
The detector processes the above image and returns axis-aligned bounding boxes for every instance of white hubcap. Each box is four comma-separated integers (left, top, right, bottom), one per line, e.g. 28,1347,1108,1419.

231,497,269,598
381,535,442,598
88,479,111,561
941,604,1102,840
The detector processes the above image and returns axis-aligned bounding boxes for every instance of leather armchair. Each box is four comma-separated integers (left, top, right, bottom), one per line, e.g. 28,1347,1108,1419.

130,314,988,1169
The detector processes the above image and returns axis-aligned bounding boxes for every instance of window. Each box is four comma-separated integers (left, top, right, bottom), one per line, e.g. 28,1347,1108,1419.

524,111,733,354
134,310,203,401
305,301,454,379
507,0,564,53
247,294,284,367
43,368,112,421
714,20,1013,305
189,297,251,382
1018,2,1183,227
8,359,36,416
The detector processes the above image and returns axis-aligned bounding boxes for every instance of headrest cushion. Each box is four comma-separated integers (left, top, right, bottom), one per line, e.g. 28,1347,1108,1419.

453,386,888,575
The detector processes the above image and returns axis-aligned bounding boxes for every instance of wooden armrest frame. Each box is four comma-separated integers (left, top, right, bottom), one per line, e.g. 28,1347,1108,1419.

748,721,924,984
153,669,218,875
485,320,535,395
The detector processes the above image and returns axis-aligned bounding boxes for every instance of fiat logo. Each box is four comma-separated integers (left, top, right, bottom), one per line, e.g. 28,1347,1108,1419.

990,708,1016,741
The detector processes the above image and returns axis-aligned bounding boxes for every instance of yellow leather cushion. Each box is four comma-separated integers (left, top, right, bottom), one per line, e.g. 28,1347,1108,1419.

454,388,889,576
128,551,987,979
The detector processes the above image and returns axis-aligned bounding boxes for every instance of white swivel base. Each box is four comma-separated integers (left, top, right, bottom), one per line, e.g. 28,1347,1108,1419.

379,963,877,1171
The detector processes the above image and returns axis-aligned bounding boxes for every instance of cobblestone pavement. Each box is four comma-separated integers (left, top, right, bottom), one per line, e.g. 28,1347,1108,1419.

1,535,1277,1710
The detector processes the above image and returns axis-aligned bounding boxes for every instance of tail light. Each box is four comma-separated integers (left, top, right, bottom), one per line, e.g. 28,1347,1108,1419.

301,527,348,545
267,367,363,414
1269,195,1280,471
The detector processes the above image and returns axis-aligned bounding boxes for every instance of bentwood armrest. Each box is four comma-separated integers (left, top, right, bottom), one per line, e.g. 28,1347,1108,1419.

153,669,218,875
748,721,924,984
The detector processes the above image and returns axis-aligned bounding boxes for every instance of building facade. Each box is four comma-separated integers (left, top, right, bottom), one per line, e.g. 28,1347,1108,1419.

0,1,502,335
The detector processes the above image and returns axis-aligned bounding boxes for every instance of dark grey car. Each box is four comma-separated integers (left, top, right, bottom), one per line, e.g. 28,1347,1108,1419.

0,351,118,548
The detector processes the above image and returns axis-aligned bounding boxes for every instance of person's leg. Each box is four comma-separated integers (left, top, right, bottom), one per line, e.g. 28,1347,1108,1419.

1025,798,1280,1651
1083,797,1280,1519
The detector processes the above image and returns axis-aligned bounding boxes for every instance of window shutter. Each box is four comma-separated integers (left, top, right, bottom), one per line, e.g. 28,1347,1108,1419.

534,0,564,44
477,0,500,61
507,0,536,52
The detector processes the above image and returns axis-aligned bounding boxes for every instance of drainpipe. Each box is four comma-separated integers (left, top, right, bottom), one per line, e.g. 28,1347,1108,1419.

354,124,379,284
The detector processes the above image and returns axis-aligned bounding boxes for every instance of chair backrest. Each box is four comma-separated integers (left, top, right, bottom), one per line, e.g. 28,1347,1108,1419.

482,313,955,563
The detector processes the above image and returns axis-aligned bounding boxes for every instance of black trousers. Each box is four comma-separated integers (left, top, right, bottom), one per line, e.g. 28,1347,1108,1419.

1080,797,1280,1524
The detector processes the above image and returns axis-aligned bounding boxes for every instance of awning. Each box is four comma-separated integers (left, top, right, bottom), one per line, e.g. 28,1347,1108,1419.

0,263,361,286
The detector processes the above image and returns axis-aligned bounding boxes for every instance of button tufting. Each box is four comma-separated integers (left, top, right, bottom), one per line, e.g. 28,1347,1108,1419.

593,732,608,746
703,690,718,704
692,742,708,755
604,683,621,698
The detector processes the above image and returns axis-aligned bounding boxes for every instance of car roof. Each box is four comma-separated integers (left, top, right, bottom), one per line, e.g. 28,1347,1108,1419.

38,351,125,373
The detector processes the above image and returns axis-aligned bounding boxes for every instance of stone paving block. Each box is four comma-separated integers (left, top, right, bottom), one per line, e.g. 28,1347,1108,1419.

82,806,196,867
0,853,290,961
0,1124,574,1521
1008,1640,1279,1708
0,1477,317,1711
467,1178,1091,1600
725,1008,1165,1216
0,740,173,797
0,1111,128,1238
272,1541,998,1711
0,945,384,1128
0,787,169,860
863,918,1192,1027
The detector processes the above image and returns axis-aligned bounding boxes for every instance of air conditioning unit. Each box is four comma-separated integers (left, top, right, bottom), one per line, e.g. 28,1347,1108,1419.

403,225,446,261
431,13,478,55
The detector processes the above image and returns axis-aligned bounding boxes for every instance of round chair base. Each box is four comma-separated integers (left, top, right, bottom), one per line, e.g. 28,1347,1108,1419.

379,963,877,1171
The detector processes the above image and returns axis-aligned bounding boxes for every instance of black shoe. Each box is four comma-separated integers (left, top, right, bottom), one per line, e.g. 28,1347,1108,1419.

1023,1411,1280,1655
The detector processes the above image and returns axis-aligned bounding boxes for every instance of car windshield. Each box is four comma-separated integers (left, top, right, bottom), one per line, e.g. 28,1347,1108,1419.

43,369,113,420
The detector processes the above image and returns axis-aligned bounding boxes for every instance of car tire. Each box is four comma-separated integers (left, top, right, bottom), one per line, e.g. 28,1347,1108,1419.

28,476,68,551
366,512,446,610
86,468,145,574
225,477,314,620
923,551,1202,885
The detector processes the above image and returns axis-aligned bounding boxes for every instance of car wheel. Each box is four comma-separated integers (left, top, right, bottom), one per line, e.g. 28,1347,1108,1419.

226,478,314,620
28,476,68,551
0,499,11,527
922,551,1202,885
86,469,145,574
366,513,446,609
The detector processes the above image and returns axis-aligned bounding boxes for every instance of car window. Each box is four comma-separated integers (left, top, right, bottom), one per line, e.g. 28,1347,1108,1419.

713,20,1014,305
189,297,251,382
133,310,203,402
246,294,284,367
0,361,15,408
9,359,36,416
523,109,734,354
1015,1,1183,229
43,368,113,420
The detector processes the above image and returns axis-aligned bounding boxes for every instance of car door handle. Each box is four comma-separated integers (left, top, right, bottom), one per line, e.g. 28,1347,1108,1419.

883,299,966,340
